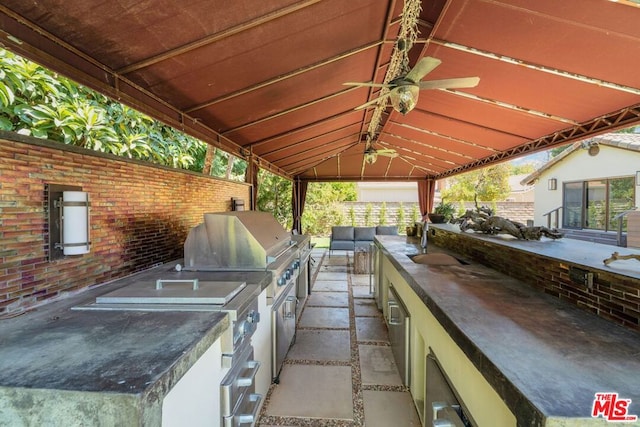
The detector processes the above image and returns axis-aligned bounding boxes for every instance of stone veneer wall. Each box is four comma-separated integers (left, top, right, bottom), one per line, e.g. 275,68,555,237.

429,227,640,332
0,133,251,316
332,201,534,229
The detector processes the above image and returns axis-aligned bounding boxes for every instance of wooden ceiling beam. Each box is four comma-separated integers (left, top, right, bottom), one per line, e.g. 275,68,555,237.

248,110,363,148
185,41,383,113
221,86,360,135
117,0,323,75
431,39,640,96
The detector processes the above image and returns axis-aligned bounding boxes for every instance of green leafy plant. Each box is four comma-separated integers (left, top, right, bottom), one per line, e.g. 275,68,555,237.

433,200,456,221
396,202,405,230
410,204,419,224
0,48,248,180
378,202,387,225
364,203,373,226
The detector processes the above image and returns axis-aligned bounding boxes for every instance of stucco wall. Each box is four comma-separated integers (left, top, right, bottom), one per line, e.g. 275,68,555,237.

0,133,250,316
531,145,640,226
356,182,419,203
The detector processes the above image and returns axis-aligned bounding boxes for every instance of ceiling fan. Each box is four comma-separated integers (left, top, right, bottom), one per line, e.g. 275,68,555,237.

344,56,480,115
363,139,398,164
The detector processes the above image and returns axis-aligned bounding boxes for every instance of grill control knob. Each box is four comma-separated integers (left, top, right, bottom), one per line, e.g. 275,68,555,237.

285,269,291,280
277,276,286,286
247,310,260,324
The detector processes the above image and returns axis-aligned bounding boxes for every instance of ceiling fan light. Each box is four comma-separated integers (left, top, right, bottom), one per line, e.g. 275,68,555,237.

390,85,419,115
364,152,377,164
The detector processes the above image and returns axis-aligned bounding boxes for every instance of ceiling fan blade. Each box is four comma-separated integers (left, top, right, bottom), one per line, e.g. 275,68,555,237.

419,77,480,90
354,93,391,111
375,148,396,154
405,57,442,83
377,151,399,158
343,82,391,88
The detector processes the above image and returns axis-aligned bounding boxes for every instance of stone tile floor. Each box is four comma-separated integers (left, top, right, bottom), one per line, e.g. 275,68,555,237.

257,250,421,427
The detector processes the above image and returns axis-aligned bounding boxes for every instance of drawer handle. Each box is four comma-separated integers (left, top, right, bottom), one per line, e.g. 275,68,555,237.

388,301,401,325
155,279,199,290
284,296,297,319
236,393,262,425
236,360,261,387
432,402,462,427
433,420,455,427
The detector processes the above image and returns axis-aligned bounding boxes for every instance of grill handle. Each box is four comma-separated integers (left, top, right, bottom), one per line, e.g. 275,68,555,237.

155,279,199,290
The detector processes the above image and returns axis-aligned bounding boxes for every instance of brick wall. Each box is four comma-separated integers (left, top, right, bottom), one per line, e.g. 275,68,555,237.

0,133,251,316
429,227,640,332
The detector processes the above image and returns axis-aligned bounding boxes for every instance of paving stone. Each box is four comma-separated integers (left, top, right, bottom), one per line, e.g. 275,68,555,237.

299,307,350,329
265,365,354,420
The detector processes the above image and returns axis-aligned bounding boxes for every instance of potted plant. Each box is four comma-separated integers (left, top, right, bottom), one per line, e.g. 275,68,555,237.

428,200,456,223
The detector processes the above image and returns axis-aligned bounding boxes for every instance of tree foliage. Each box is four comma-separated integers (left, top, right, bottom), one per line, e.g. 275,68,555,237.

442,163,511,203
304,182,357,204
0,48,246,180
549,144,571,158
302,182,356,234
256,170,293,228
510,163,536,175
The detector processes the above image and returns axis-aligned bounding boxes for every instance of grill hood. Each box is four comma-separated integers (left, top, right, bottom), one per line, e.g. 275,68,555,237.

184,211,294,270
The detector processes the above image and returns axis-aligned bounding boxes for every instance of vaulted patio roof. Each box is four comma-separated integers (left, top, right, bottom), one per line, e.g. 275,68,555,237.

1,0,639,182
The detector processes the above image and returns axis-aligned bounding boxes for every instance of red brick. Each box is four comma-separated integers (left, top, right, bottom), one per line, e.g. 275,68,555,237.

0,137,250,314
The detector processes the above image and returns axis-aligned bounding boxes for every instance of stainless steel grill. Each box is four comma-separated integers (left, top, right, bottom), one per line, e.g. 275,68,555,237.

183,211,309,383
183,211,301,303
184,211,293,271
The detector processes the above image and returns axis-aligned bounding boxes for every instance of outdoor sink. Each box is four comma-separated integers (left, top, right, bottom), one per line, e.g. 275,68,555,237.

407,253,469,266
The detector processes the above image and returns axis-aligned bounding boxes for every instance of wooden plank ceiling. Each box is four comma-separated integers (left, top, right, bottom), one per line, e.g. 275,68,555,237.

1,0,640,181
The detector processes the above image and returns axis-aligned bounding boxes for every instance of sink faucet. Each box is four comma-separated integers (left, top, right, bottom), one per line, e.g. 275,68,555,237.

420,220,428,253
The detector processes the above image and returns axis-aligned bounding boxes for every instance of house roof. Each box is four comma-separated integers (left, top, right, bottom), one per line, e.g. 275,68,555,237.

521,132,640,185
1,1,640,182
508,174,534,193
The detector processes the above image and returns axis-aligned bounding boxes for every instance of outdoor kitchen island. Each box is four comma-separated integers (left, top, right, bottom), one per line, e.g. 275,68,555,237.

0,261,272,427
374,233,640,427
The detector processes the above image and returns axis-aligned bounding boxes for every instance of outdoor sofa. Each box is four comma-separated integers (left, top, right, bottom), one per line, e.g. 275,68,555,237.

329,225,398,255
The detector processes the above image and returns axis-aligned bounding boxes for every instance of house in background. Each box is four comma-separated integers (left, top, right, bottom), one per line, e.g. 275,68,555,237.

506,174,535,202
523,133,640,245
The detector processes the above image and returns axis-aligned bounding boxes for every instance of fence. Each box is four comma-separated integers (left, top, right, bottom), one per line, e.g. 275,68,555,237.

305,201,534,236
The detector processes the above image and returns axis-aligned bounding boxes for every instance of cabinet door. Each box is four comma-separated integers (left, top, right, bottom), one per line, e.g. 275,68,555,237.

162,329,231,427
253,288,272,398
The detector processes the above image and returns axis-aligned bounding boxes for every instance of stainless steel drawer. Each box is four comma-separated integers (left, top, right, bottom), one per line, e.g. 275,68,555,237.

222,393,262,427
221,344,260,417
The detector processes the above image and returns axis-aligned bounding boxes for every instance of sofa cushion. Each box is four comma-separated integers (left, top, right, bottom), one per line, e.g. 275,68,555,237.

376,225,398,235
354,226,376,242
331,226,354,241
331,241,355,251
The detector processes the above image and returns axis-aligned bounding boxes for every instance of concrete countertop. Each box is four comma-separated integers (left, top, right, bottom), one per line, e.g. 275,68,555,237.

375,235,640,427
429,223,640,280
0,261,272,425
